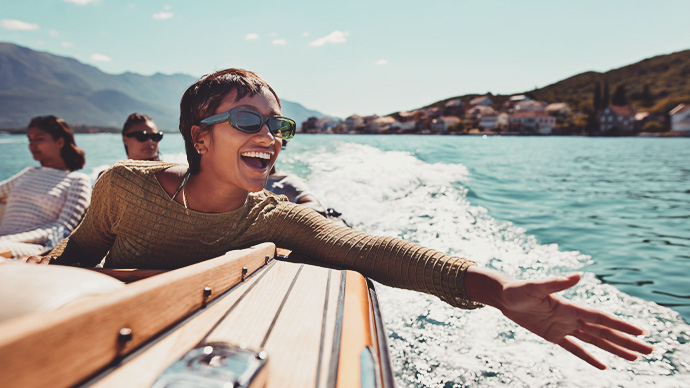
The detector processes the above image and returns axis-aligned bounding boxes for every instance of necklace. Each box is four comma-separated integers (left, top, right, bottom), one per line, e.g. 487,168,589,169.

182,181,189,209
172,171,191,209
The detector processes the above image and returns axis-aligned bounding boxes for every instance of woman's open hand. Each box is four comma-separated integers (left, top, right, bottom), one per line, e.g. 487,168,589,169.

465,268,654,369
498,273,654,369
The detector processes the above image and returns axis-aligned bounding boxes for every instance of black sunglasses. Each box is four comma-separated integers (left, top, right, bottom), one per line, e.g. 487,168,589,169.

199,107,296,139
124,131,164,142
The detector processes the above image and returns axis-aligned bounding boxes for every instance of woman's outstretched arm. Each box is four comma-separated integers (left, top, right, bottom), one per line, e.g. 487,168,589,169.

465,267,654,369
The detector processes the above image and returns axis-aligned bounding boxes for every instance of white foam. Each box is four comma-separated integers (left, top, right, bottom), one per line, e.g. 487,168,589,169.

291,141,690,387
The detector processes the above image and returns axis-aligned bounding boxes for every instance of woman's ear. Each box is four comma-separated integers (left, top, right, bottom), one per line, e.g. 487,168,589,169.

190,125,209,154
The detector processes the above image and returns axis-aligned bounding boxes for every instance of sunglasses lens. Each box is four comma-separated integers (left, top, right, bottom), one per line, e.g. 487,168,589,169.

129,132,163,142
234,111,263,133
133,132,148,142
269,118,296,139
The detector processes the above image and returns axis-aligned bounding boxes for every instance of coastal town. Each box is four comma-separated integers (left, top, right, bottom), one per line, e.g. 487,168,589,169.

299,94,690,137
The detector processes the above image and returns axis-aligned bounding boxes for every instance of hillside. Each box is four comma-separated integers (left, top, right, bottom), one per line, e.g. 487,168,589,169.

422,49,690,114
0,42,333,131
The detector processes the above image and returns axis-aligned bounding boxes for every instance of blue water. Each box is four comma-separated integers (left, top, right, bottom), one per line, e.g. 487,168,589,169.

1,133,689,387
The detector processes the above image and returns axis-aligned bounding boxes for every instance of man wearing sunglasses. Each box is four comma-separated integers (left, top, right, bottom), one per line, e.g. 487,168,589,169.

122,113,164,161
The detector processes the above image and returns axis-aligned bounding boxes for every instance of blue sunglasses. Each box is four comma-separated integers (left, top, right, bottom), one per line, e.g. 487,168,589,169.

200,107,296,139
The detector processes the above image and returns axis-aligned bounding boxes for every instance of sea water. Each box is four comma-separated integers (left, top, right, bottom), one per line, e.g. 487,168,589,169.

1,133,688,387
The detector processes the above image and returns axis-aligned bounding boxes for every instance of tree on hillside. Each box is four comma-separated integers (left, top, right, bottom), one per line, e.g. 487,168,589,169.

642,84,654,107
611,84,627,106
602,80,610,107
650,95,690,115
592,81,602,111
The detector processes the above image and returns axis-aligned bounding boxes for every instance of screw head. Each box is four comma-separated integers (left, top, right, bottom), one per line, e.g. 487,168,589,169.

118,327,132,344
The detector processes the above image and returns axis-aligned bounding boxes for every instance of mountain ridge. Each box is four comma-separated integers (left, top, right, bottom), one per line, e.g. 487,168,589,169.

0,42,333,130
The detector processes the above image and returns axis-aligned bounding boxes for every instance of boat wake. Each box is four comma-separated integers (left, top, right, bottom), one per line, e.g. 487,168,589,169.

285,140,690,388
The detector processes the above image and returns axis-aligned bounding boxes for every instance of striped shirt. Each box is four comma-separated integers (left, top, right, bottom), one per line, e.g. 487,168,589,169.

0,166,91,256
50,161,481,309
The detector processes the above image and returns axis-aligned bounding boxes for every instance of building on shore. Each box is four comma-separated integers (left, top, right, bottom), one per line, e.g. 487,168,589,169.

599,105,636,135
670,103,690,134
508,111,556,134
431,116,462,133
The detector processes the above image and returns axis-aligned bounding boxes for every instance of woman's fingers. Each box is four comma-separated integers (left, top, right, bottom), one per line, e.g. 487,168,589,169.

579,322,655,355
559,337,607,370
574,304,648,336
573,330,640,361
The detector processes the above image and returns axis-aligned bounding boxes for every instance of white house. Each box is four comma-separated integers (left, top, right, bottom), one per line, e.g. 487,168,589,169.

514,100,547,112
345,115,364,132
478,113,498,130
670,103,690,133
509,111,556,134
431,116,461,132
545,102,572,116
469,95,493,106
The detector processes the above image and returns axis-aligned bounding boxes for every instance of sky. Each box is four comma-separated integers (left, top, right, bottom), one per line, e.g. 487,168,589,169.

1,0,689,118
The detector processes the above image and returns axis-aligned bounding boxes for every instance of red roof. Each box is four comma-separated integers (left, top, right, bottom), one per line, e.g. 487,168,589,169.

608,105,635,116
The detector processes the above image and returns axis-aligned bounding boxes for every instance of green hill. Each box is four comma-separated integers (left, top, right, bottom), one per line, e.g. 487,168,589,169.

422,49,690,114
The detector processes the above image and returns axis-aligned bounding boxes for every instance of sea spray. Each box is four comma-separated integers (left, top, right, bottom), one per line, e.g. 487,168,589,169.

284,139,690,388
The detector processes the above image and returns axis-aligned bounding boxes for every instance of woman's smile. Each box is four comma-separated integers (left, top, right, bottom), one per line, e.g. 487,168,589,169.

198,87,282,194
240,150,273,171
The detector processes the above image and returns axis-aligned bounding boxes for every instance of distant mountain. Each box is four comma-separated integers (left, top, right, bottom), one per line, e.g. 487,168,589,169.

421,49,690,114
0,42,334,130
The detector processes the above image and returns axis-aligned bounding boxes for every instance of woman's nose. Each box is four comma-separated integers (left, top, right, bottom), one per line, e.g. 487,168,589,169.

255,123,275,144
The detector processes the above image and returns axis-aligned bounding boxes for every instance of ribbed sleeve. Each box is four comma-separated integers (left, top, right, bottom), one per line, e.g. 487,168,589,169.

49,161,482,309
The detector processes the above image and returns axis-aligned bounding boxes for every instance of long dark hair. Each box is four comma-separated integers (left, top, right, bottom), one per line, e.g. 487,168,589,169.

28,116,85,171
179,68,280,175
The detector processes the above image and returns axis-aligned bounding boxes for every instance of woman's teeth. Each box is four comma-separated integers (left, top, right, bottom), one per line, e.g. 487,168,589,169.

241,151,271,169
241,151,271,159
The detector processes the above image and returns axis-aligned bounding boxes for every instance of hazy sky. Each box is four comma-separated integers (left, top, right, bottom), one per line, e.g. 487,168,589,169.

1,0,689,117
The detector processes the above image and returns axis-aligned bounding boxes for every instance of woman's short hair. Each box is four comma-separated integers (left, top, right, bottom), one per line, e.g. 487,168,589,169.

179,68,280,175
122,113,159,160
122,112,153,135
28,116,85,171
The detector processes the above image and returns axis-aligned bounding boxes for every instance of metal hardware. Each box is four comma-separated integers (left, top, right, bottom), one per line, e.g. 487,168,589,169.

202,287,212,307
265,255,270,265
151,342,268,388
118,328,132,345
242,267,248,280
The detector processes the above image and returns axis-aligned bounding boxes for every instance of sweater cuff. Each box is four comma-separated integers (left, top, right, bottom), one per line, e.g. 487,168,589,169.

445,258,484,310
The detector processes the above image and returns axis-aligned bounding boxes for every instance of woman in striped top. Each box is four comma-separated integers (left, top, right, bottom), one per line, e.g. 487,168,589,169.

0,116,91,257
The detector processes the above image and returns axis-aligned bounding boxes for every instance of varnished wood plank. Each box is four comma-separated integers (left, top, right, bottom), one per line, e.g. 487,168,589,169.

89,261,273,388
321,270,344,388
0,249,12,258
0,243,275,388
337,272,375,388
262,264,336,388
203,260,302,347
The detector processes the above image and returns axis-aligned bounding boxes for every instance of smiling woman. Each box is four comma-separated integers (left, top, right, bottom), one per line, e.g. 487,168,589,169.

21,69,653,372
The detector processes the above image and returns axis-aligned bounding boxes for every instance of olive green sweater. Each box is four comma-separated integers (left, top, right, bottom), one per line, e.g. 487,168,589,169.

50,161,480,309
